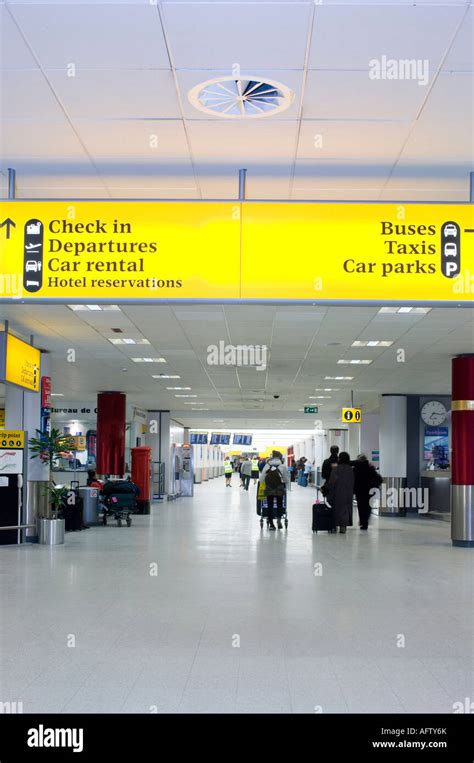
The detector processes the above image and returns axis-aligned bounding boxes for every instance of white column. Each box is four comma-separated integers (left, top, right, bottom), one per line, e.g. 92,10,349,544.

360,413,380,463
379,396,407,478
347,425,361,460
146,410,171,496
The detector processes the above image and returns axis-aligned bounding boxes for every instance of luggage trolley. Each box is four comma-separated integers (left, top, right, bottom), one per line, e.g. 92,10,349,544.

100,479,139,528
256,483,288,530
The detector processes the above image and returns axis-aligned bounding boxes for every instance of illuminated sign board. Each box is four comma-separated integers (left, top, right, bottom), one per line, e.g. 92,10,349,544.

342,408,362,423
0,333,41,392
0,202,472,303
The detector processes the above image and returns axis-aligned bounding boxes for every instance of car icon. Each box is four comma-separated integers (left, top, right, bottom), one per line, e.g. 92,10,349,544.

444,224,458,237
25,260,41,272
444,242,458,257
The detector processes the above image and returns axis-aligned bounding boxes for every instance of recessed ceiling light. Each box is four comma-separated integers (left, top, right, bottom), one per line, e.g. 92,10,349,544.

352,340,393,347
325,376,354,380
315,388,339,392
132,357,166,363
175,394,197,398
51,393,64,397
108,337,151,345
153,374,180,379
167,387,191,390
378,307,431,314
309,396,331,399
69,305,120,312
191,408,209,411
337,359,372,365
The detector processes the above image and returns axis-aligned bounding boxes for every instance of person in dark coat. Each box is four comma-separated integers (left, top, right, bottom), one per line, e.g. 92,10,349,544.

321,446,339,483
351,454,382,530
327,451,354,534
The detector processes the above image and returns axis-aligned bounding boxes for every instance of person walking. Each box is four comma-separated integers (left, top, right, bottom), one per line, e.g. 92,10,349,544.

259,450,289,530
251,455,259,483
326,451,354,534
351,454,382,530
224,457,233,487
321,446,339,483
240,457,252,490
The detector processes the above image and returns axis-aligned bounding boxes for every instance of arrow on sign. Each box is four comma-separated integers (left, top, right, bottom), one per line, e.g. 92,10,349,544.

0,218,16,239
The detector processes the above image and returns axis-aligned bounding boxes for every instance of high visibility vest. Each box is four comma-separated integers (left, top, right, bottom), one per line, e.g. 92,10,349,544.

224,461,233,474
251,459,259,471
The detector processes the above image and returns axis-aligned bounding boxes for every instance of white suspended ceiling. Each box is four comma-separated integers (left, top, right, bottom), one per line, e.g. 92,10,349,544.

0,0,473,200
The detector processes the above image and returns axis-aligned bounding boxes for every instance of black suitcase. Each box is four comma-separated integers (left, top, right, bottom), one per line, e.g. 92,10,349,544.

60,482,83,531
312,501,335,533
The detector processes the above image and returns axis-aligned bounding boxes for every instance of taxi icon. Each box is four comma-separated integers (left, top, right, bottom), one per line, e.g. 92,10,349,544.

444,224,458,237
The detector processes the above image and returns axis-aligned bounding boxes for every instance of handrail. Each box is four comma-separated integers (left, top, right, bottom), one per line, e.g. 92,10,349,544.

0,524,36,531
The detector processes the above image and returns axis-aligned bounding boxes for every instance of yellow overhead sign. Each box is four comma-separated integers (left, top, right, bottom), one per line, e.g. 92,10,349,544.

342,408,362,423
242,203,473,302
0,202,241,300
0,409,4,429
3,334,41,392
0,430,25,449
0,201,472,303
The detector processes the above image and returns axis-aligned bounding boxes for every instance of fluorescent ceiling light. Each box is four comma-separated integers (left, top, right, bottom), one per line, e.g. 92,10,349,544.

175,394,197,398
108,337,151,345
337,359,372,365
153,374,180,379
191,408,209,410
51,393,64,397
378,307,431,315
132,358,166,363
352,340,393,347
309,396,331,399
167,387,191,390
315,388,338,392
325,376,354,380
71,305,120,312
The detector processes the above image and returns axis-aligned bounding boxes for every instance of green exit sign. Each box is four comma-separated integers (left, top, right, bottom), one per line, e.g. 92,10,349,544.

304,406,318,414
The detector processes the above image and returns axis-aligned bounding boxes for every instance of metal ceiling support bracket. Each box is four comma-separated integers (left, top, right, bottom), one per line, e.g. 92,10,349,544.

470,171,474,203
238,169,247,201
8,168,16,200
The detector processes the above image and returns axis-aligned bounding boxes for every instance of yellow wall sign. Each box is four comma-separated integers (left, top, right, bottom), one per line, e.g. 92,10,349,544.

0,430,25,449
342,408,362,423
0,201,472,303
0,409,4,429
2,333,41,392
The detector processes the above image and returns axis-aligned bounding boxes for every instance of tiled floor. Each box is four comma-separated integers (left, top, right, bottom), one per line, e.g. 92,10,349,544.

0,477,473,714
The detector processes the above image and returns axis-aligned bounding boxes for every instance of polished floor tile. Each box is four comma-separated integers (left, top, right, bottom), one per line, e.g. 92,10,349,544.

0,478,472,713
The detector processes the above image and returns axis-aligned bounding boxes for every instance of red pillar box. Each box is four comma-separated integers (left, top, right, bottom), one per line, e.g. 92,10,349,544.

131,446,152,514
451,355,474,547
96,392,126,477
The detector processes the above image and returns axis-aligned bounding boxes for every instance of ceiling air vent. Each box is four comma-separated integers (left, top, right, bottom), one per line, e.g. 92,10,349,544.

188,76,293,118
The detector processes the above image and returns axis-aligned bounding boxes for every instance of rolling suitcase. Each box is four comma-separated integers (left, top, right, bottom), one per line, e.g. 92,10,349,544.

312,501,335,533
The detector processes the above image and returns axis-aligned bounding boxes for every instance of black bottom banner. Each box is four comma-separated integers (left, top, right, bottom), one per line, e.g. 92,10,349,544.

0,713,473,760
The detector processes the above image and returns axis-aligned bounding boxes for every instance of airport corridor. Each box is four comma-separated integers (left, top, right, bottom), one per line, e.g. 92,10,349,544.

0,476,472,715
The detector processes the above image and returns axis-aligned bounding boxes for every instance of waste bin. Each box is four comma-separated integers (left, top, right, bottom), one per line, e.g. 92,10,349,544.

79,487,99,525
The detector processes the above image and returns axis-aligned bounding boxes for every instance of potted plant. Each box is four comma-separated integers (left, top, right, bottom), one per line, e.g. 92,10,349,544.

28,429,74,545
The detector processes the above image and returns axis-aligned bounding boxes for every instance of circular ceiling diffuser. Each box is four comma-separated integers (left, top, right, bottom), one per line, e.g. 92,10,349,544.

188,76,293,118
